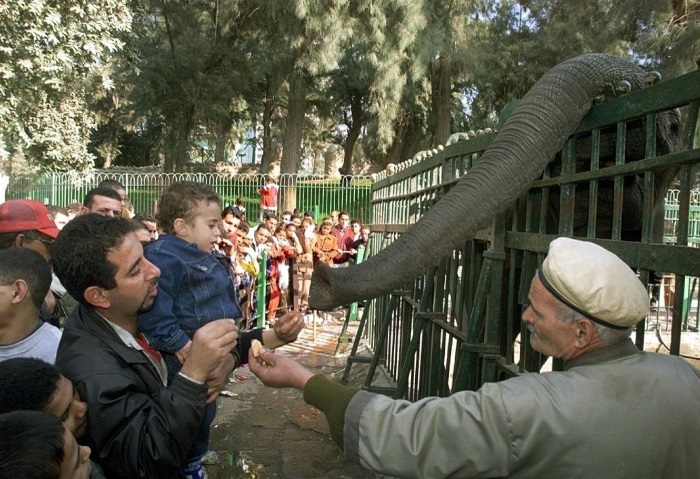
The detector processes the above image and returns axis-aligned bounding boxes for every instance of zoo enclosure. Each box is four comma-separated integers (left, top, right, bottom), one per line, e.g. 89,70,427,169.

348,66,700,401
6,173,372,225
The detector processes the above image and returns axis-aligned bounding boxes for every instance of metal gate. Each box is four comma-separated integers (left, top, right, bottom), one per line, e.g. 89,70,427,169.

346,66,700,400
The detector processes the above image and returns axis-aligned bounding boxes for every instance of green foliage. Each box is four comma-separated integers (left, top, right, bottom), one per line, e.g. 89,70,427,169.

2,0,696,173
0,0,132,171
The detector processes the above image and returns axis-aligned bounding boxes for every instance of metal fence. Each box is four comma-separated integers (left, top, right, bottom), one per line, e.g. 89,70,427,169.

664,189,700,245
6,172,372,224
347,67,700,401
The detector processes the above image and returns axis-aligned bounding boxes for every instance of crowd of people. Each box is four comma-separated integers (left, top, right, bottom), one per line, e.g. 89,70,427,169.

0,177,370,478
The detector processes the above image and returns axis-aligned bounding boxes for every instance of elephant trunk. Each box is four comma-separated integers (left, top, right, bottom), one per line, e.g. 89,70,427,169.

309,54,648,311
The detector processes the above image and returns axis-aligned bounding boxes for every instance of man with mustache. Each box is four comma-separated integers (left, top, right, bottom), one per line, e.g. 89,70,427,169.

250,237,700,478
52,214,239,479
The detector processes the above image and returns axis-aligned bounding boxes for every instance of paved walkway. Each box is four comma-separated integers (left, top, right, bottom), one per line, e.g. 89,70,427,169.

207,312,389,479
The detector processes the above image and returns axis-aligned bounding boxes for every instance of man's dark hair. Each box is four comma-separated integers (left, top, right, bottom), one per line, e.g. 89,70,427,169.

303,210,314,218
0,231,36,250
222,205,241,219
133,212,156,223
131,219,148,232
156,181,220,234
98,178,125,191
52,214,138,306
0,248,51,310
83,187,122,208
237,222,250,234
0,410,65,479
0,358,62,413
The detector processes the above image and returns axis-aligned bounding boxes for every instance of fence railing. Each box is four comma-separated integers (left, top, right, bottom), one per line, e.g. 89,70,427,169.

352,67,700,401
6,172,372,225
664,188,700,245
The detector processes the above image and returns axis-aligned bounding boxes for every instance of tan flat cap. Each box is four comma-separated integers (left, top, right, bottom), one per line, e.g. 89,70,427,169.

539,238,649,329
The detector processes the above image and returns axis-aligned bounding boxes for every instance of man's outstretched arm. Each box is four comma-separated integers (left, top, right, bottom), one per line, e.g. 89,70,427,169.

248,347,358,448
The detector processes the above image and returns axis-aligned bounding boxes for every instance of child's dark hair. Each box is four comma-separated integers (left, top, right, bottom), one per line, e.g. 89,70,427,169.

157,182,220,234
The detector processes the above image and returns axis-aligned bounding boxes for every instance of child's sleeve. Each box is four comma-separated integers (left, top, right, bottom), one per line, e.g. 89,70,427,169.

137,253,191,353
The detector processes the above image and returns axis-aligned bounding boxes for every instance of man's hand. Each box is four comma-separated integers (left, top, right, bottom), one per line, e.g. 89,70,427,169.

175,340,192,364
248,348,313,391
205,354,236,404
180,319,238,383
273,311,304,343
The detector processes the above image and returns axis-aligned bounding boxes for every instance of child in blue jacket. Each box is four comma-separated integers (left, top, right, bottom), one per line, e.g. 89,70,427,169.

138,181,302,478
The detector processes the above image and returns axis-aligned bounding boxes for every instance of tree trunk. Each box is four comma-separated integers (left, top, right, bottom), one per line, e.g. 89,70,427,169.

341,93,364,175
102,152,113,169
214,118,232,164
280,73,307,211
260,84,274,172
432,56,452,147
0,170,9,203
384,115,425,168
164,125,176,172
173,110,194,173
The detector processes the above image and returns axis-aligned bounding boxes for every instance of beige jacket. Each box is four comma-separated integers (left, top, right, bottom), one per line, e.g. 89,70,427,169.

344,340,700,478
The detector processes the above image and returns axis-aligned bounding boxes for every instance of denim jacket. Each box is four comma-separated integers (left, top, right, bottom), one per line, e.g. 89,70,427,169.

137,234,242,357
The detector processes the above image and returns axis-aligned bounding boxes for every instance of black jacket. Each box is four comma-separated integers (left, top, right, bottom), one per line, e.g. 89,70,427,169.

56,306,206,479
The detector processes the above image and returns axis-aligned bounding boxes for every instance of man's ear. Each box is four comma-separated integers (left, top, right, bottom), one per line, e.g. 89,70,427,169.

79,206,89,215
83,286,111,310
173,218,188,236
10,280,29,304
573,318,596,349
13,234,26,248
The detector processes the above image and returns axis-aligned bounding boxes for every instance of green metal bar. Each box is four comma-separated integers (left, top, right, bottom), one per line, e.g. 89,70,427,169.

363,294,399,391
452,255,494,392
394,270,437,398
341,299,373,384
334,248,366,356
256,250,267,329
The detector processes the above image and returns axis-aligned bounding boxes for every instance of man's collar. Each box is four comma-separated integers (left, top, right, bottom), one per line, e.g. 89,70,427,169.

564,338,639,370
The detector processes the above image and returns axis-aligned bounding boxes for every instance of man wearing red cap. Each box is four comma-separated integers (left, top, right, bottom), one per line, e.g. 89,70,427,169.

0,199,60,260
0,199,65,327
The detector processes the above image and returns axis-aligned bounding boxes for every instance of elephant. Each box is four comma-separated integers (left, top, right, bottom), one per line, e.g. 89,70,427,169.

309,53,682,311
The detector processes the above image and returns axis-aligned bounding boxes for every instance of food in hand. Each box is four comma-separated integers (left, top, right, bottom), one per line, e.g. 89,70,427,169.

251,339,263,358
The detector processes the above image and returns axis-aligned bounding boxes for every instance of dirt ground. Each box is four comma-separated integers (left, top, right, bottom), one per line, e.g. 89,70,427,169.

206,313,388,479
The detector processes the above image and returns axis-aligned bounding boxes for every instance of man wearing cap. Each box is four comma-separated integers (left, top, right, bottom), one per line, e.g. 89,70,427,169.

0,199,60,261
249,237,700,478
0,199,68,326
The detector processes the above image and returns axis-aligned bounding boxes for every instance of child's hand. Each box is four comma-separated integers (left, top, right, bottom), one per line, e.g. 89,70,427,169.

176,340,192,364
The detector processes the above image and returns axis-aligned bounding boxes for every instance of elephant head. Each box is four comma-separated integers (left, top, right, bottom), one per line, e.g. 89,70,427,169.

309,54,679,311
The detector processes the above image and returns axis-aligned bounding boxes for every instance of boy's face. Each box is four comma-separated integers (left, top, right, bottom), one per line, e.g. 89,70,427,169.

179,201,221,252
44,376,88,438
255,227,270,245
221,213,240,235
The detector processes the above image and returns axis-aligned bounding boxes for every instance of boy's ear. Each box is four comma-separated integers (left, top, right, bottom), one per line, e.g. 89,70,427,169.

173,218,188,236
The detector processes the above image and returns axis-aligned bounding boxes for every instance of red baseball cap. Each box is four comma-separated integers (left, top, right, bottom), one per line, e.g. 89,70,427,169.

0,199,61,238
